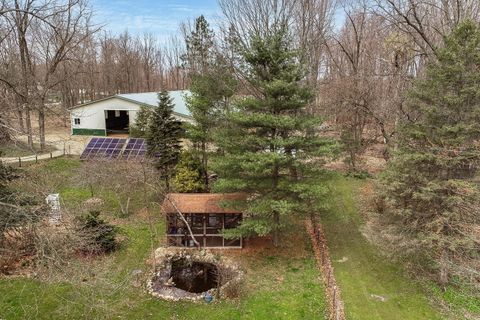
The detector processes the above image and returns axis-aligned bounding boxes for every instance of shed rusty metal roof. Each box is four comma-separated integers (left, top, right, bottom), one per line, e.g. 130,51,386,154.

161,193,245,214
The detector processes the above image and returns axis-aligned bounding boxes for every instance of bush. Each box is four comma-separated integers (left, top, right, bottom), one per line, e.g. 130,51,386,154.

0,164,40,248
345,170,371,179
77,211,117,254
172,151,205,193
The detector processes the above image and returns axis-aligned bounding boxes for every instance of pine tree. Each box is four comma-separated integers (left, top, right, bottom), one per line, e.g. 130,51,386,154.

77,211,118,254
183,15,215,74
183,15,236,191
212,25,335,247
379,21,480,285
146,91,184,190
130,105,154,138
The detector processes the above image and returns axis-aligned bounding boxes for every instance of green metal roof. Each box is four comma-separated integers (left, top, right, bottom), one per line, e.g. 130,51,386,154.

70,90,192,118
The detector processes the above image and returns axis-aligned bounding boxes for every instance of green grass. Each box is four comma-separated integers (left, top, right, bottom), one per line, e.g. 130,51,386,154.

0,158,326,320
16,157,143,217
0,218,326,320
320,175,445,320
429,281,480,316
0,141,56,157
40,157,82,171
5,157,475,320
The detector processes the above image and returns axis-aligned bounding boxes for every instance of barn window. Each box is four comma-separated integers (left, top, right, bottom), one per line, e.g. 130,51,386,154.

115,110,120,117
74,118,80,125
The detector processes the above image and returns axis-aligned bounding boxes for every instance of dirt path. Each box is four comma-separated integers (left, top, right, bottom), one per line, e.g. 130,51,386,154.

1,130,90,164
0,149,66,164
14,131,89,155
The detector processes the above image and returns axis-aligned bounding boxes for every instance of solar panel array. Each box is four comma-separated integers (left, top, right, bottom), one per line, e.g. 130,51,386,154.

121,138,147,160
80,137,147,161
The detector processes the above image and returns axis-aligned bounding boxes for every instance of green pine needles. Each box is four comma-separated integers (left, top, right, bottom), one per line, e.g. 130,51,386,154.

212,26,335,246
379,21,480,285
146,91,184,190
183,15,237,191
130,105,154,138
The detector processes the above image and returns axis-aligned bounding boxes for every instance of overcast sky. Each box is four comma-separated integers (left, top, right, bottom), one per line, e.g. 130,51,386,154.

92,0,221,42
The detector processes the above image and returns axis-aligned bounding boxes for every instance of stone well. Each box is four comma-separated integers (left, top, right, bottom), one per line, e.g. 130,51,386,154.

147,248,243,302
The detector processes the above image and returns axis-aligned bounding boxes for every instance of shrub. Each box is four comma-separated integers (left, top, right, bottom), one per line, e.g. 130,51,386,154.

77,211,117,254
345,170,371,179
172,151,205,193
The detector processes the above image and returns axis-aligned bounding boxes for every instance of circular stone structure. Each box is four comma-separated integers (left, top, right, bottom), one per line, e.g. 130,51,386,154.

147,248,243,302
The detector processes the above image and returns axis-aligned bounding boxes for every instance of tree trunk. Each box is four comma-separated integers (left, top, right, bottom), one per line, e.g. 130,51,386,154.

272,211,280,247
202,141,209,190
272,159,280,247
25,107,33,149
38,108,46,151
17,104,24,133
0,114,12,143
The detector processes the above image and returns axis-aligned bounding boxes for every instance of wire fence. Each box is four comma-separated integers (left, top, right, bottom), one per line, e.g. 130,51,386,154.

306,217,346,320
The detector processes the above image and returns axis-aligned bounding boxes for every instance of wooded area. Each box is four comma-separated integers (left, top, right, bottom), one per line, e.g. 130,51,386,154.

0,0,479,319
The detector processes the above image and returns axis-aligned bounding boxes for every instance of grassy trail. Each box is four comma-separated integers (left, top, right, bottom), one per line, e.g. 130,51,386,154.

321,176,444,320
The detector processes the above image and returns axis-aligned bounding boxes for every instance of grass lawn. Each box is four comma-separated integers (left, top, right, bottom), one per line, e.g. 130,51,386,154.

0,141,56,157
321,174,445,320
0,157,326,320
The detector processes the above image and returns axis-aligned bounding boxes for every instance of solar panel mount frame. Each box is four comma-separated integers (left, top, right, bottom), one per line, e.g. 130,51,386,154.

80,137,148,161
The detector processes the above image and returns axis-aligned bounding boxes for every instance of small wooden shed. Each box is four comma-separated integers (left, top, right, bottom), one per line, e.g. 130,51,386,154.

162,193,244,249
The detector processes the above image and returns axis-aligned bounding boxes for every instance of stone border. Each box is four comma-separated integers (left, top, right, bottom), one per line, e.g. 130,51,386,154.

306,218,346,320
147,247,243,302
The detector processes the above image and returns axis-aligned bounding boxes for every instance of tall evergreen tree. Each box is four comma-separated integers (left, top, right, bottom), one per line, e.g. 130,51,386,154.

378,21,480,285
183,15,236,190
146,91,184,190
183,15,215,74
212,25,335,247
130,105,154,138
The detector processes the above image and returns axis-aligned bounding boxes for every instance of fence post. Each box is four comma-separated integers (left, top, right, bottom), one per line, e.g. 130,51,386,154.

18,157,21,167
35,155,38,163
50,152,52,158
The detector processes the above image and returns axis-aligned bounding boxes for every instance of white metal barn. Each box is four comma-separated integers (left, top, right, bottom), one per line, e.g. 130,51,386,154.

69,90,192,136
